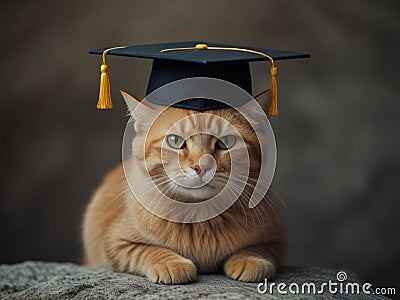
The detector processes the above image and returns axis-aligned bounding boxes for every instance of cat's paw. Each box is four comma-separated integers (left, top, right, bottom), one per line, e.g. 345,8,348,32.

146,256,197,284
224,255,275,282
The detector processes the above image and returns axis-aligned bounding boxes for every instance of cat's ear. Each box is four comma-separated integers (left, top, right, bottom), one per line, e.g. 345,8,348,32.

254,89,271,115
120,90,141,115
120,90,158,132
239,89,271,131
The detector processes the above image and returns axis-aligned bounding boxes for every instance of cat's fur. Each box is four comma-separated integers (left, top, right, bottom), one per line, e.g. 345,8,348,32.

82,90,286,284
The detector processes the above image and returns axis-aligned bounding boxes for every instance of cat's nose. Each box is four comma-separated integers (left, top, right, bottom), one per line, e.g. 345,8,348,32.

191,165,211,176
190,154,215,177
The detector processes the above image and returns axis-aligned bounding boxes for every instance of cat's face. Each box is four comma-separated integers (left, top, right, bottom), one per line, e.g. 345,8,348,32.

123,91,270,202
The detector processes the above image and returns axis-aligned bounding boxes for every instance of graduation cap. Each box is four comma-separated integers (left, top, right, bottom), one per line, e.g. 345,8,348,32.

89,42,310,115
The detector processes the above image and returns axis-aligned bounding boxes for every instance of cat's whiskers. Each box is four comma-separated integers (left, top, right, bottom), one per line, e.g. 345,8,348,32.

263,192,285,229
223,182,250,227
236,174,287,211
245,182,287,220
102,176,131,209
147,183,172,229
125,173,176,228
236,177,271,228
267,186,288,211
148,182,184,227
145,176,172,188
233,182,268,229
228,181,265,228
150,179,189,228
141,174,172,188
229,178,275,230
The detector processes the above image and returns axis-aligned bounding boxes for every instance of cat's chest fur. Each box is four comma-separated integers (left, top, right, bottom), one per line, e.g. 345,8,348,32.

129,205,262,273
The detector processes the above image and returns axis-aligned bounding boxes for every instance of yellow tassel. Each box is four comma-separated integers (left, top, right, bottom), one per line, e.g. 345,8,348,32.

96,46,126,109
268,65,278,116
97,63,113,109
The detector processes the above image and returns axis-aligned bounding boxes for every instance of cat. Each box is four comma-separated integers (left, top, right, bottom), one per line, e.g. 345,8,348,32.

82,90,286,284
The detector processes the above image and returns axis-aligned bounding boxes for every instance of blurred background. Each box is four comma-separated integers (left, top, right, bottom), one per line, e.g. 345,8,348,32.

1,0,399,293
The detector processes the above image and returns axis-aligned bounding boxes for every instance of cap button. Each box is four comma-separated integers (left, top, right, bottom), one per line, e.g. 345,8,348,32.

195,43,208,50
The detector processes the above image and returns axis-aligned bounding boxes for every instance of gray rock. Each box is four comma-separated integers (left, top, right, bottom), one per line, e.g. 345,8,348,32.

0,261,389,299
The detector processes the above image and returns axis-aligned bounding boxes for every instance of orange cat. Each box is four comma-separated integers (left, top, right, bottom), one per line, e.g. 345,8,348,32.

82,90,286,284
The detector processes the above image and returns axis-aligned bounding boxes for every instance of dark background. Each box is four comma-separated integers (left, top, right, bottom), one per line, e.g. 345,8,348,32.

1,0,399,293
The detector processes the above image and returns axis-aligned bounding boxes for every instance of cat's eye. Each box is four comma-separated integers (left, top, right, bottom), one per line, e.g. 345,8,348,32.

166,134,186,149
216,135,236,150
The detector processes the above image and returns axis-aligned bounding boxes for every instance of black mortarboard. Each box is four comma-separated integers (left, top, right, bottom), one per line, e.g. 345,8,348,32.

89,42,310,114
